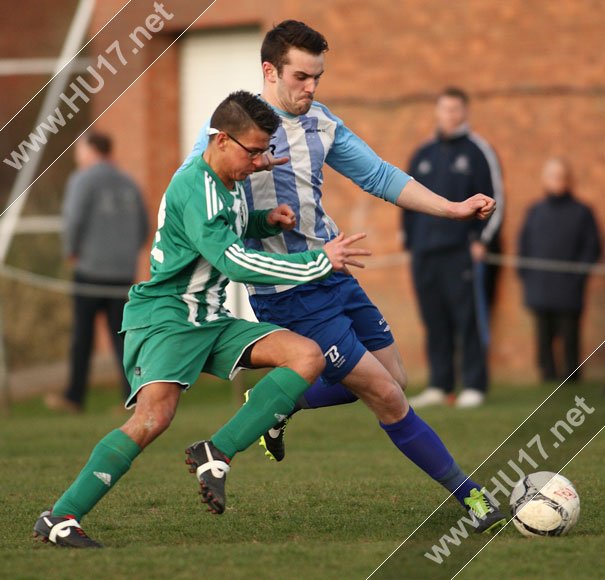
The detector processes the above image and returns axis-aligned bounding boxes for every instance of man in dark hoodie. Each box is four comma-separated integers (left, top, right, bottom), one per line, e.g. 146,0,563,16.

519,157,601,382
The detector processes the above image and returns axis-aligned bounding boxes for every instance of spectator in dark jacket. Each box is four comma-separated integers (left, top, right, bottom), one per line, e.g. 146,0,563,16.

404,87,504,409
519,157,601,382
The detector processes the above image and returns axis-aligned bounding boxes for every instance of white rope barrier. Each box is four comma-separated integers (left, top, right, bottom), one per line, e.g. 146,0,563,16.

0,263,130,298
0,253,602,300
364,252,605,275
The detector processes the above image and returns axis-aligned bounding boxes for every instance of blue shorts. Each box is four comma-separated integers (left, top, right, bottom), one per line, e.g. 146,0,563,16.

250,273,394,384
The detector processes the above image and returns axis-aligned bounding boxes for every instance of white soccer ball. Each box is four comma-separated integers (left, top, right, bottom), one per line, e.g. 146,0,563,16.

509,471,580,537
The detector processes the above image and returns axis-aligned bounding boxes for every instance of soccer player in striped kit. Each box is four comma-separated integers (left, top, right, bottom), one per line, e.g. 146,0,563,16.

184,20,506,532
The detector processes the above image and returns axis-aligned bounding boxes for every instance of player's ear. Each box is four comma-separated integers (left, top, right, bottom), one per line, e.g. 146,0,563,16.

215,131,229,151
262,61,277,83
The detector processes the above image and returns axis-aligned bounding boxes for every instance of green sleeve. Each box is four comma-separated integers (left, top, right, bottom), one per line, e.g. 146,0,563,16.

245,209,283,239
182,191,332,286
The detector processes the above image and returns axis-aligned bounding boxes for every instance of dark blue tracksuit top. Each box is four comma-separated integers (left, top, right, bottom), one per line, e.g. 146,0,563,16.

403,126,504,255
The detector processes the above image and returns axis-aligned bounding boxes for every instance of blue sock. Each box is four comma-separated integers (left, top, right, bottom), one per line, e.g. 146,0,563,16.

380,407,479,506
294,378,358,412
290,378,358,415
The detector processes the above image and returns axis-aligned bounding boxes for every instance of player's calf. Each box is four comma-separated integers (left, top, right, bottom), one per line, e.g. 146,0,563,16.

245,389,289,461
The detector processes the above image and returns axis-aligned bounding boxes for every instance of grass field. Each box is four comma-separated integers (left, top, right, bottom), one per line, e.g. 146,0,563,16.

1,378,603,580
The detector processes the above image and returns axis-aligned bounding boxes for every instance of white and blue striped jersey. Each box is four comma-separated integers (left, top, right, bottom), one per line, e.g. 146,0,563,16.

181,100,412,294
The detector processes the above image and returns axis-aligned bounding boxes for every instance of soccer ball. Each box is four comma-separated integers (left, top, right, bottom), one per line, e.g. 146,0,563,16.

509,471,580,537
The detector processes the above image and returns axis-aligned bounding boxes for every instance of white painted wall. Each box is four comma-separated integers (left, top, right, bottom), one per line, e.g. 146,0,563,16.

179,28,263,321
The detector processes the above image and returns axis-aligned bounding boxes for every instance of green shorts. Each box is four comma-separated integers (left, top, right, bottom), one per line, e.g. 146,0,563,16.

122,317,284,409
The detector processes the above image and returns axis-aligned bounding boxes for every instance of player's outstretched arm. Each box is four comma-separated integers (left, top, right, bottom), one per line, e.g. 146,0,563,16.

183,192,331,286
322,111,494,221
396,179,496,221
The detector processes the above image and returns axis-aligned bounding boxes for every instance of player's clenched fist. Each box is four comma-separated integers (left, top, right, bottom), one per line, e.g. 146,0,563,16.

324,232,372,272
267,204,296,230
450,194,496,221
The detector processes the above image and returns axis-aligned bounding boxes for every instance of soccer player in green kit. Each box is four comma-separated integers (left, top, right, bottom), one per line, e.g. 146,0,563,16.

33,91,369,548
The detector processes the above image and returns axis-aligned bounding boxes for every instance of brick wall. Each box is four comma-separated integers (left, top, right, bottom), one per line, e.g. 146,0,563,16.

65,0,605,382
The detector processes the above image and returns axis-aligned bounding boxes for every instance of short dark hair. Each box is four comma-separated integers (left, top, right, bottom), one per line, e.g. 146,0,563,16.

261,20,328,73
438,86,470,105
210,90,280,138
83,131,112,155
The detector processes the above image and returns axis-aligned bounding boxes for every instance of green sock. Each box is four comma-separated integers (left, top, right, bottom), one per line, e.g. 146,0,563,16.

52,429,141,520
212,367,310,458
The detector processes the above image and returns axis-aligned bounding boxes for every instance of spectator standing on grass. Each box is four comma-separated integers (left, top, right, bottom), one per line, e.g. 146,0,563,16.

403,87,504,408
45,131,149,413
518,157,601,383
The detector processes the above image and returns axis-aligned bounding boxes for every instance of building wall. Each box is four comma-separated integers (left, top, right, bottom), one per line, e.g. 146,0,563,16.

85,0,604,382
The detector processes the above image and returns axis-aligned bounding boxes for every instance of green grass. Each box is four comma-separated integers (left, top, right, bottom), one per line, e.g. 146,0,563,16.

1,379,603,579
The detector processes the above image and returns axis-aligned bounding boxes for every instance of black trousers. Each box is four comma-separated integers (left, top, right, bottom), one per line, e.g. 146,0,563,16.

64,273,131,406
411,247,488,393
532,309,581,382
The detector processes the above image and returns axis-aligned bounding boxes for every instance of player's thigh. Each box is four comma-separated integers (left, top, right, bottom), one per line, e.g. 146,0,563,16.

340,277,406,386
247,329,325,382
342,350,407,418
371,343,408,391
251,283,365,385
203,318,292,380
342,277,394,353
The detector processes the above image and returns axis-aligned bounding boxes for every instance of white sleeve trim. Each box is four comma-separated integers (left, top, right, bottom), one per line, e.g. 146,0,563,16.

225,244,332,282
469,133,504,244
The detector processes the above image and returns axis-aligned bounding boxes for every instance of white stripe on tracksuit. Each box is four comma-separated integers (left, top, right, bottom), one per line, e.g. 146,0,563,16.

468,133,504,245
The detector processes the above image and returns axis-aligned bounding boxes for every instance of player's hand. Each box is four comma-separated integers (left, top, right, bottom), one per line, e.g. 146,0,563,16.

267,204,296,230
324,232,372,272
255,150,289,172
450,194,496,221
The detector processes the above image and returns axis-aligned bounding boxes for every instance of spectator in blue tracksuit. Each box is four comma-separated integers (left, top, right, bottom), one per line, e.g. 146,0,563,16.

518,157,601,382
403,87,504,408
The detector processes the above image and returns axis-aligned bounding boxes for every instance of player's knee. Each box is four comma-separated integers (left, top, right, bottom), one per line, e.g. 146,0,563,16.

135,404,175,438
381,379,407,412
293,339,325,377
306,341,326,376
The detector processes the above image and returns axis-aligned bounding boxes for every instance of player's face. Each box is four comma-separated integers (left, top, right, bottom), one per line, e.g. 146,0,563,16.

435,96,468,136
542,160,570,195
274,48,324,115
226,126,273,181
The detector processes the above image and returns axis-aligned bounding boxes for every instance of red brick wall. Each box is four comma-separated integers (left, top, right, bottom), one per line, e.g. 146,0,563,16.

88,0,604,382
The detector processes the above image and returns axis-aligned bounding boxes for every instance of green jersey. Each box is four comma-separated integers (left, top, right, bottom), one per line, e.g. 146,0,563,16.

122,156,332,328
